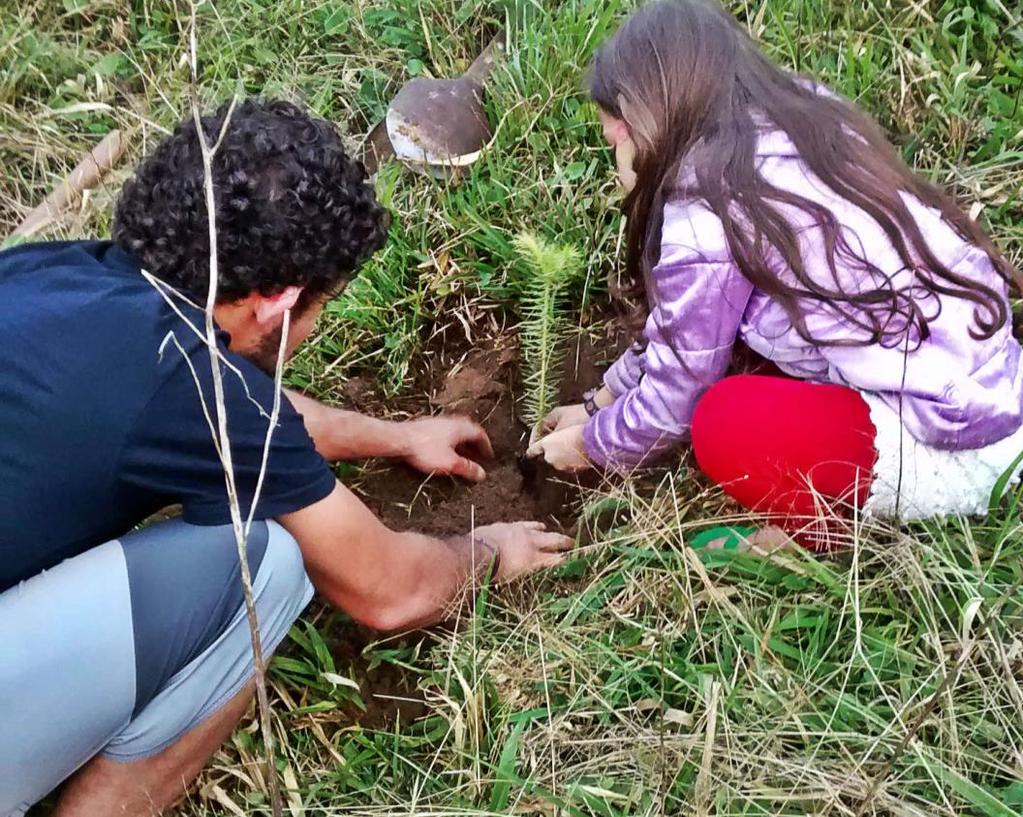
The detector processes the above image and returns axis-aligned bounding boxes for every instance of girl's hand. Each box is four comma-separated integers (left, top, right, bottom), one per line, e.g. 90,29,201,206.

525,425,591,472
542,403,590,433
530,388,615,446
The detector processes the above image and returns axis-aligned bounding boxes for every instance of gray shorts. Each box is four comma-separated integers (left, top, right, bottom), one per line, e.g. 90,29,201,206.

0,519,313,816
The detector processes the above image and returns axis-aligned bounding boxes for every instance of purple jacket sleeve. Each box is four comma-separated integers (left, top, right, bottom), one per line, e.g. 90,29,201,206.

583,241,754,472
603,341,646,395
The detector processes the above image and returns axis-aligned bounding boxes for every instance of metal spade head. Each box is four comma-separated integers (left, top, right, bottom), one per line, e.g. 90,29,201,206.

385,76,492,177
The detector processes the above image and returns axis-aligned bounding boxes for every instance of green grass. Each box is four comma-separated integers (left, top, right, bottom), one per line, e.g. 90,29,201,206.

4,1,1023,815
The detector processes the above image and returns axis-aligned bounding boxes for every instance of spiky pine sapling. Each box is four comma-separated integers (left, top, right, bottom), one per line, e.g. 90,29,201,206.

511,231,584,435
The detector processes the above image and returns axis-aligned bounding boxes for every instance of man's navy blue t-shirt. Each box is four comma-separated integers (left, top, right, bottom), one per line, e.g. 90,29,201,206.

0,241,336,591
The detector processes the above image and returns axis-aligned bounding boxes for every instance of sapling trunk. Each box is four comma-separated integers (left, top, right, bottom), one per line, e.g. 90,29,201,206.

511,232,583,434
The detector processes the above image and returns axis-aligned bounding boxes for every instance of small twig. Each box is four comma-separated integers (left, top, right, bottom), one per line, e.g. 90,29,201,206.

188,3,284,815
141,269,273,420
245,308,290,539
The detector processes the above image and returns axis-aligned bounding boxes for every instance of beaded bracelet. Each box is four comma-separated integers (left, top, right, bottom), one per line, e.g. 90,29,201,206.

475,538,502,582
583,388,600,416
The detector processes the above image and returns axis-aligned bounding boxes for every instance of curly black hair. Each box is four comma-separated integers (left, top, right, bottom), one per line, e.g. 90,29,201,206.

113,98,390,307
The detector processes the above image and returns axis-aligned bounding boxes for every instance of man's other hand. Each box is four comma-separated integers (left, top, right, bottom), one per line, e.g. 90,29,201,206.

400,416,494,482
472,521,574,583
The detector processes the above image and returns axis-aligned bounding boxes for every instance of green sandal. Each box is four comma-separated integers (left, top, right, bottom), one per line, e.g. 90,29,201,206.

689,525,757,551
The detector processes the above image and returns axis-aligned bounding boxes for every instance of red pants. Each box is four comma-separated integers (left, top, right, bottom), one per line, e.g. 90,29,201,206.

691,375,878,545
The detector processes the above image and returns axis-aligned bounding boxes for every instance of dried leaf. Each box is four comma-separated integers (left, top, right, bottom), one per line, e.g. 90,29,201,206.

321,672,361,691
283,764,304,817
208,785,246,817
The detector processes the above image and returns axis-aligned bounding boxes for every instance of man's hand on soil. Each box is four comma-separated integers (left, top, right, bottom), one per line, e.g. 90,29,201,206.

473,521,574,583
399,416,493,482
525,424,591,473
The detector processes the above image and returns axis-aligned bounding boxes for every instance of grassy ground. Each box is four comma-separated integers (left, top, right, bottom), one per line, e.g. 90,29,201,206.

4,1,1023,815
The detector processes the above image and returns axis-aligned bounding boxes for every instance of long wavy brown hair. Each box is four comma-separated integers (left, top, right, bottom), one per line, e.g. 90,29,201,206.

589,0,1020,347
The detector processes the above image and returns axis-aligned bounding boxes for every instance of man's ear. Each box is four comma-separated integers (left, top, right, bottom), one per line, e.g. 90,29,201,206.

253,286,303,326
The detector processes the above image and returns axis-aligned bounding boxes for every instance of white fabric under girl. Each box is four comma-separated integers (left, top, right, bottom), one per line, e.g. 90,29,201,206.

862,392,1023,520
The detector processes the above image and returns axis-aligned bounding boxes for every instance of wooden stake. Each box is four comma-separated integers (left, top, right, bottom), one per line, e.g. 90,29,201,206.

10,129,126,240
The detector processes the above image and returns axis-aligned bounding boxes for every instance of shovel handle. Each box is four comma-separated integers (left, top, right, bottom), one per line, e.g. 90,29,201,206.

463,32,504,86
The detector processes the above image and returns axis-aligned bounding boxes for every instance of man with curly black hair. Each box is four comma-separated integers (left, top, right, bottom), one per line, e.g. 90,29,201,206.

0,99,570,817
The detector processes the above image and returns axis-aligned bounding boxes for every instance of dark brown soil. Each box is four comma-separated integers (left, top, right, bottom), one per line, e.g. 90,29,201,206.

316,321,629,732
353,329,626,536
326,622,429,729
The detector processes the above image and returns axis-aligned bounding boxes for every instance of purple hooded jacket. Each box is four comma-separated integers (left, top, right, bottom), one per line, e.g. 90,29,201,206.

583,127,1023,472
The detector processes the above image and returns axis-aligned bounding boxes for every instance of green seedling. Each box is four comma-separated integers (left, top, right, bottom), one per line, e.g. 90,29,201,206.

510,231,584,435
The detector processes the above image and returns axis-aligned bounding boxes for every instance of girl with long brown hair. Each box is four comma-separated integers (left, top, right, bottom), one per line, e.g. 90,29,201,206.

526,0,1023,547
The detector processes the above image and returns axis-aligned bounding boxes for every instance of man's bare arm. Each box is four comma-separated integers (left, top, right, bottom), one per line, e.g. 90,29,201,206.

278,482,572,631
284,389,406,459
284,389,492,480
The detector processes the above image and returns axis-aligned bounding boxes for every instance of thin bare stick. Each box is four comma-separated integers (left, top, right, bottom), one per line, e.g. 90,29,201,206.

245,309,290,539
187,2,283,814
141,269,273,420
